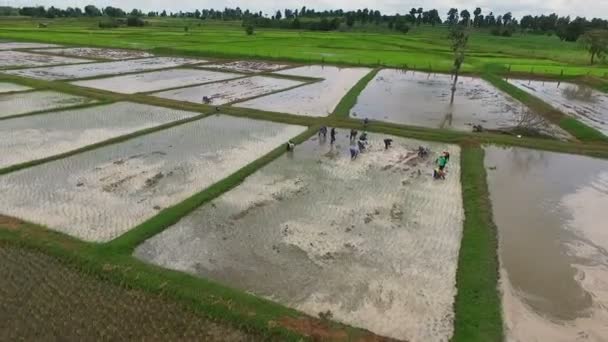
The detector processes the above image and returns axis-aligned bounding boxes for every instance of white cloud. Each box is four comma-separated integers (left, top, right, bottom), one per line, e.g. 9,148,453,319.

7,0,608,19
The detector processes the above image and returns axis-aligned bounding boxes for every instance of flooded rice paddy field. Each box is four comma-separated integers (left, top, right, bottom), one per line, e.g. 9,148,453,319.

237,65,372,117
0,102,199,168
201,60,289,73
351,69,562,134
0,116,306,242
136,131,463,341
35,47,154,60
0,50,90,68
153,76,304,105
508,79,608,136
0,82,31,93
485,146,608,341
0,90,96,118
0,42,61,50
4,57,203,81
0,244,252,341
72,69,241,94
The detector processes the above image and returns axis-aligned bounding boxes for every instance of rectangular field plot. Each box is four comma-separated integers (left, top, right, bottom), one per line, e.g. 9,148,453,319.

201,60,289,73
508,79,608,136
0,82,31,93
35,47,154,60
0,102,199,169
0,91,96,119
5,57,203,81
0,42,61,50
351,69,562,134
485,146,608,342
0,50,90,68
0,116,306,242
72,69,240,94
236,65,372,117
153,76,304,105
135,131,463,341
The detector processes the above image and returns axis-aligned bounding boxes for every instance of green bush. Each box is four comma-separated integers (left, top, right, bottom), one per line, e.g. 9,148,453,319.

245,25,254,35
98,19,119,29
127,16,145,27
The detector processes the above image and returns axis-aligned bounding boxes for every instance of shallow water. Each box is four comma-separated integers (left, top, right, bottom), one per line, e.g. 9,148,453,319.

0,42,61,50
153,76,304,105
0,115,306,242
351,69,561,134
485,146,608,341
5,57,202,81
236,65,372,117
35,47,154,60
0,50,90,68
0,102,198,168
508,79,608,136
0,91,96,118
72,69,241,94
201,61,288,73
136,131,463,341
0,82,31,93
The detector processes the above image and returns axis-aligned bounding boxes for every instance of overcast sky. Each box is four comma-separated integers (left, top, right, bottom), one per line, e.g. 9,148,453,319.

5,0,608,19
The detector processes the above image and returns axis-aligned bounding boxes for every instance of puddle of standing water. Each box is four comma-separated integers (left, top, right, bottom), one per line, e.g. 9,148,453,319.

351,69,565,137
136,131,464,341
0,102,199,168
236,65,371,117
153,76,304,105
0,90,96,118
0,42,61,50
0,82,31,94
484,146,608,341
0,50,90,68
508,79,608,137
5,57,203,81
35,47,154,60
0,115,306,242
72,69,241,94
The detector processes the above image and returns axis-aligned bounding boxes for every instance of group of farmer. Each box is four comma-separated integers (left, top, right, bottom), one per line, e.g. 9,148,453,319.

288,126,451,180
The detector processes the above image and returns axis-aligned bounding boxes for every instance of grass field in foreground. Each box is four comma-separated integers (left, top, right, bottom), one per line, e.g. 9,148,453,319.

1,16,608,77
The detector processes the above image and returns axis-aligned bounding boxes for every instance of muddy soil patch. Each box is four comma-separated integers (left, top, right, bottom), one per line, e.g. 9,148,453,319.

0,116,306,242
0,90,96,118
5,57,202,81
485,146,608,341
0,42,61,50
154,76,304,105
0,50,90,68
135,131,463,341
0,102,198,168
35,47,154,60
201,60,289,73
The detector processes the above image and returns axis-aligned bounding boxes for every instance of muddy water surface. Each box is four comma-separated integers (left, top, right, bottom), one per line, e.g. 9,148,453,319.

5,57,202,81
0,116,306,242
237,65,371,117
508,79,608,136
0,90,96,118
72,69,240,94
485,146,608,341
35,47,154,60
136,131,464,341
351,70,563,136
0,42,61,50
0,50,90,68
153,76,304,105
0,102,198,168
201,61,289,73
0,82,31,93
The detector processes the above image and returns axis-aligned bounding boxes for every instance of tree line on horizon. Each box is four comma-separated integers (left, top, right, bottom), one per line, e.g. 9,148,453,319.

2,5,608,41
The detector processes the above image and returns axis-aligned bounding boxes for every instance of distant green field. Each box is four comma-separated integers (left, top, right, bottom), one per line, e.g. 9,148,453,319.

1,16,607,77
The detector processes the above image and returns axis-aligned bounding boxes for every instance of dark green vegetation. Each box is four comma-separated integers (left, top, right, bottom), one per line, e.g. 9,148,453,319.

1,9,608,341
0,243,254,341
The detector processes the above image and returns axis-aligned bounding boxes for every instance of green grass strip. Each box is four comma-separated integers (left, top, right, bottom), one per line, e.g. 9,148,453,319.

331,67,381,118
452,145,503,342
483,73,607,142
105,126,318,253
